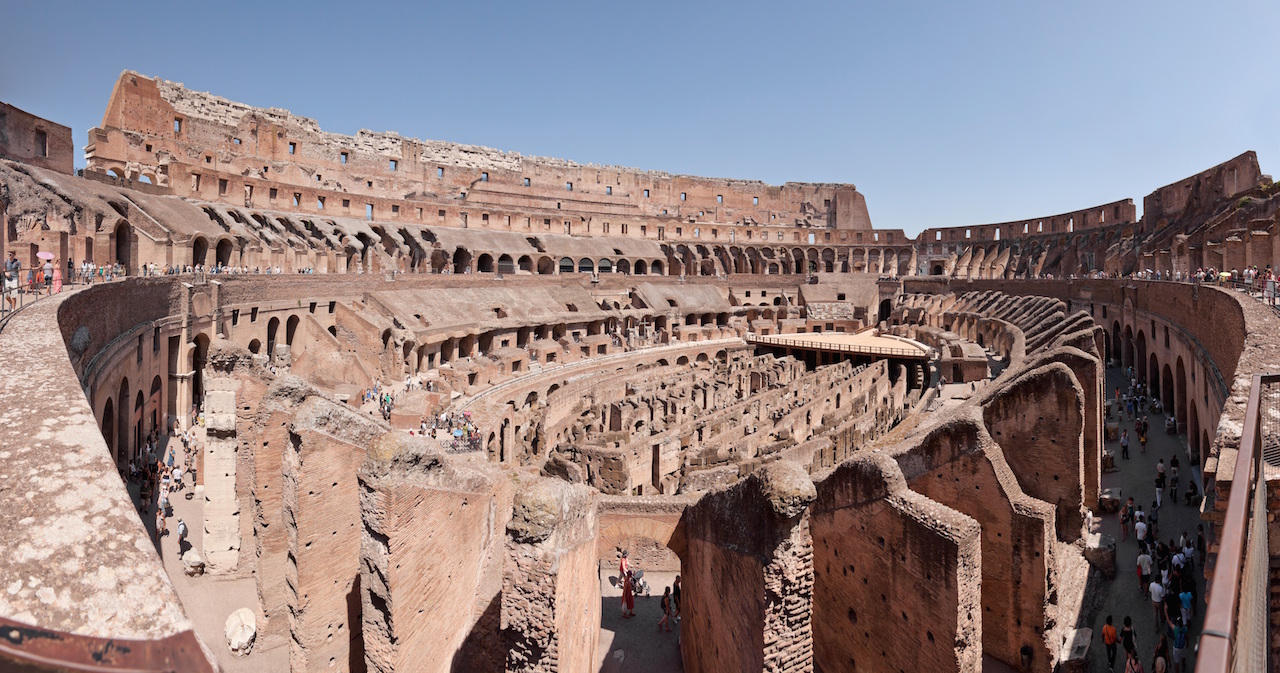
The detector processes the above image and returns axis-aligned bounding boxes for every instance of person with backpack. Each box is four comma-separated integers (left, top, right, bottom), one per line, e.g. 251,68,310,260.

1167,614,1189,673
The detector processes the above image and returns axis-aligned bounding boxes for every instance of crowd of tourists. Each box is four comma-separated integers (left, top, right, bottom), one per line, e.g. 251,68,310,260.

422,410,481,451
1099,365,1204,673
126,425,199,553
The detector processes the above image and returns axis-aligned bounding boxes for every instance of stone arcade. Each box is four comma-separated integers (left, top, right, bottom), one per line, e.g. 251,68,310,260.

2,73,1280,673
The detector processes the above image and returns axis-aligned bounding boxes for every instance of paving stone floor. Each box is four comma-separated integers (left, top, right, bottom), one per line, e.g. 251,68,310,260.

1085,365,1205,673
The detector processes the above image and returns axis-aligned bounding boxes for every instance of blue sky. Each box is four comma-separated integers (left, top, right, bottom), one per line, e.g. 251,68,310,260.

2,1,1276,235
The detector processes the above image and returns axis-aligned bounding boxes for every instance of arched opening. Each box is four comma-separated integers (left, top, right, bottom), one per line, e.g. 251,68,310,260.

114,221,132,271
1148,353,1160,399
498,254,515,274
560,257,575,274
116,378,130,463
635,260,648,275
1175,357,1188,425
149,376,162,435
1111,321,1122,367
192,236,209,268
267,317,280,359
931,263,944,275
476,254,494,273
518,255,533,273
286,315,300,346
1135,332,1148,388
1122,325,1134,369
578,258,594,274
597,258,613,274
453,248,472,274
1161,364,1174,413
878,299,892,323
537,257,554,275
133,391,145,461
193,333,210,412
101,399,116,464
616,259,631,275
248,339,262,354
216,238,234,267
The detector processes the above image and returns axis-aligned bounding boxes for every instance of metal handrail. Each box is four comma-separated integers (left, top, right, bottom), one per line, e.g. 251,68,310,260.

1196,372,1276,672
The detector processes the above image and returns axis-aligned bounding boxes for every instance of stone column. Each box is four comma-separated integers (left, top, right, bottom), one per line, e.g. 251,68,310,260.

680,461,816,673
359,432,512,673
284,397,386,673
201,370,240,574
502,478,599,673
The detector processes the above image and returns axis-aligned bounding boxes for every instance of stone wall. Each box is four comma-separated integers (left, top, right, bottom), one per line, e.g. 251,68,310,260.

680,462,816,673
358,432,512,673
810,454,982,672
283,396,386,673
0,101,74,174
502,478,600,673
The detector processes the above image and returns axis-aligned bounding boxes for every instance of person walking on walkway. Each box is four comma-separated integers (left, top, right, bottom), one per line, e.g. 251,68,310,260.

657,586,673,632
619,551,636,618
1121,430,1131,459
1125,648,1145,673
1149,579,1166,629
1136,548,1153,597
1102,615,1119,672
1121,615,1137,657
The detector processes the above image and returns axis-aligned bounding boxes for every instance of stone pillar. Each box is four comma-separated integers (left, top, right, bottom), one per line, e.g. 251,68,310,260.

502,478,600,673
681,461,816,673
202,370,240,574
359,432,512,673
284,397,386,673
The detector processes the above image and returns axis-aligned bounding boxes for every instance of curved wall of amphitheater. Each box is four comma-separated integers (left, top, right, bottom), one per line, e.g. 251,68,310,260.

5,74,1280,673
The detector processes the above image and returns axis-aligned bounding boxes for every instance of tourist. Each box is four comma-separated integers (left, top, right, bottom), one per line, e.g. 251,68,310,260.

1136,548,1153,597
619,551,636,618
1152,634,1169,673
1134,509,1147,544
177,518,188,551
672,575,681,623
1139,428,1147,455
1183,480,1200,507
1121,430,1130,460
1121,497,1135,541
658,586,673,632
1168,455,1180,501
1149,578,1166,629
1101,615,1118,672
1124,647,1144,673
155,507,167,541
3,251,20,312
1148,500,1160,540
52,259,63,293
1168,615,1189,673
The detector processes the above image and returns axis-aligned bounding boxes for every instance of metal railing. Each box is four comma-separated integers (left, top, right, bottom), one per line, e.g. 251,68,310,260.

746,333,929,359
1196,372,1276,673
0,265,109,334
